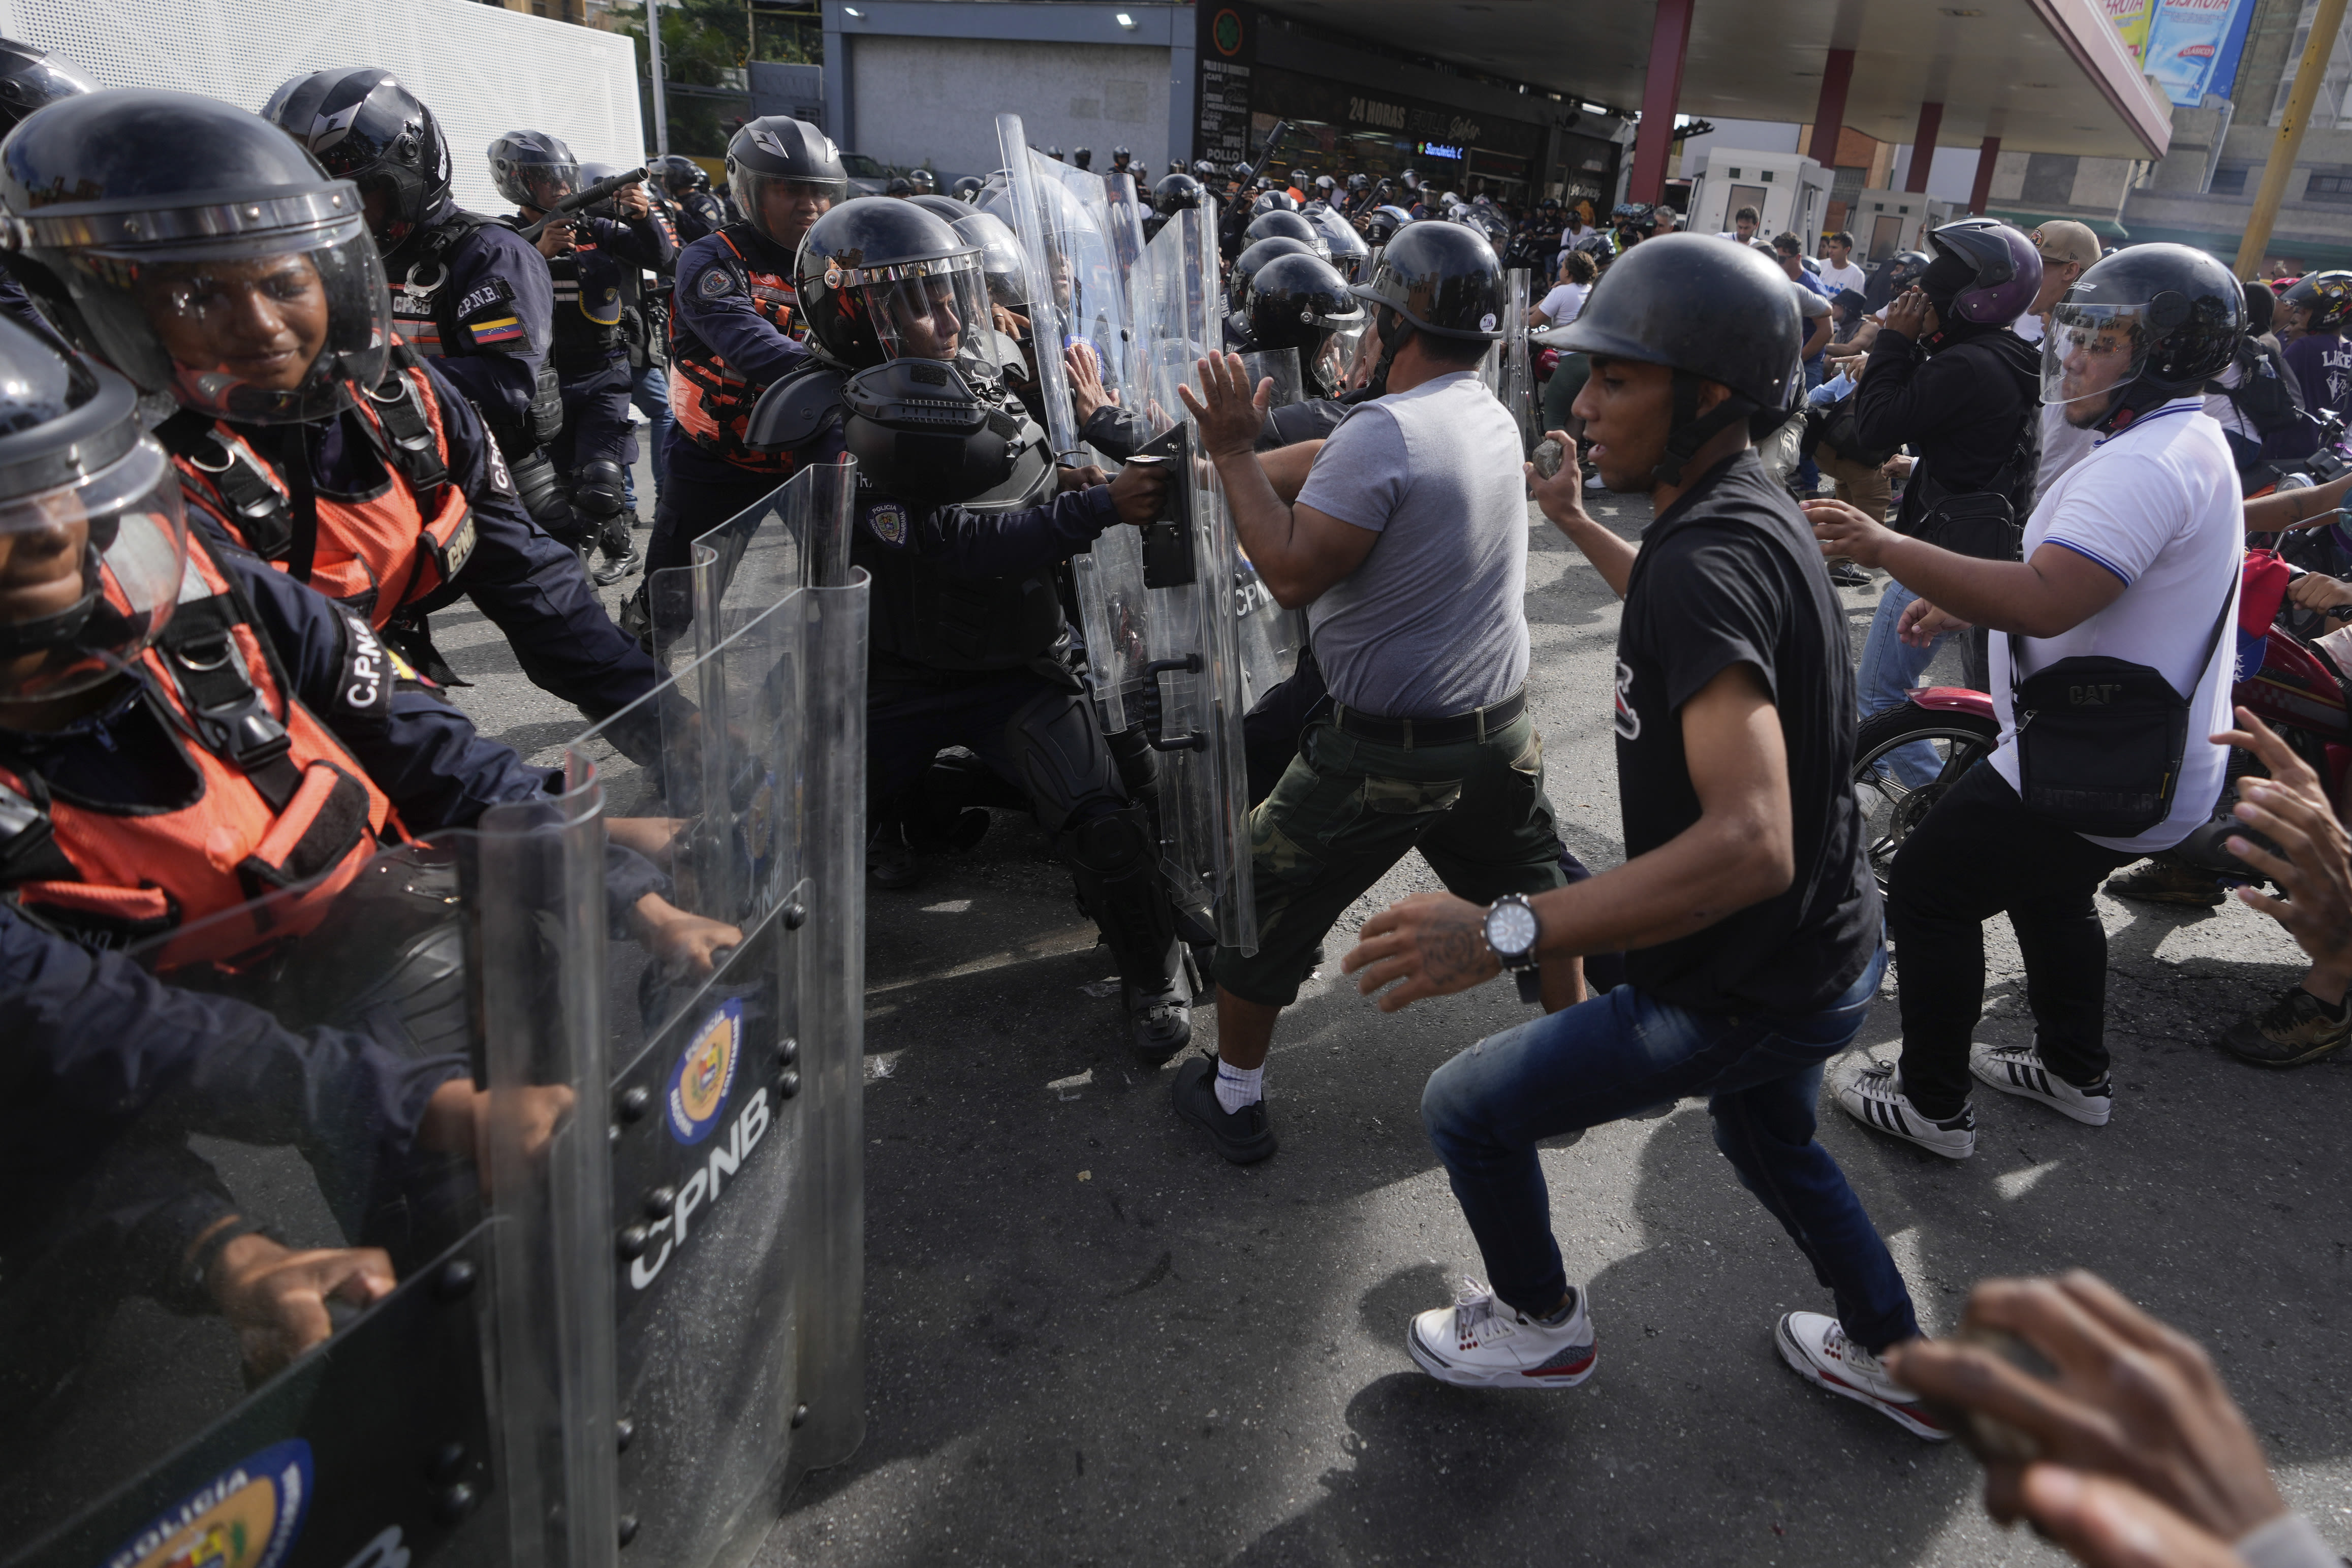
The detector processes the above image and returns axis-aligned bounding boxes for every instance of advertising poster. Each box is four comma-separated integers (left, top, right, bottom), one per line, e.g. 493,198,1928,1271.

2106,0,2155,61
2142,0,2257,105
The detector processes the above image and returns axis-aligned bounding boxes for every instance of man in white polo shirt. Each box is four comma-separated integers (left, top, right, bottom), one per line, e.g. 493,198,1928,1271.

1806,243,2244,1157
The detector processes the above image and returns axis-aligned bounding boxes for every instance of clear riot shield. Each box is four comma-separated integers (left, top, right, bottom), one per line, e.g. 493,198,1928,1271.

1231,344,1308,707
574,490,869,1568
7,804,612,1568
1501,267,1536,457
645,462,857,666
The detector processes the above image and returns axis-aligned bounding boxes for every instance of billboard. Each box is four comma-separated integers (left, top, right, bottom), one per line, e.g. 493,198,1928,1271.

2106,0,2155,61
2142,0,2258,106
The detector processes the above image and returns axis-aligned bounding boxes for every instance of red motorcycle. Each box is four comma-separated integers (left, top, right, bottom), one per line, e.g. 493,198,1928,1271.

1851,551,2352,888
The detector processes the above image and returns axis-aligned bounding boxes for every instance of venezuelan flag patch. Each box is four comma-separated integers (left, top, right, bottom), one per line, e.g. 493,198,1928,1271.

469,315,525,345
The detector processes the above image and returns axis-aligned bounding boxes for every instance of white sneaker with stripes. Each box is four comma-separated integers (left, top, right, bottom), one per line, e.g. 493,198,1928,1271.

1831,1059,1977,1158
1969,1042,2113,1126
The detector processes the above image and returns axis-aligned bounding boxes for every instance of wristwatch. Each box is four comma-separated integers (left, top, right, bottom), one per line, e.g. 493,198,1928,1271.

1483,893,1544,1005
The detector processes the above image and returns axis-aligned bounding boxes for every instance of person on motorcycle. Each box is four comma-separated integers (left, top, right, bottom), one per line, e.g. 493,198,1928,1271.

2276,271,2352,435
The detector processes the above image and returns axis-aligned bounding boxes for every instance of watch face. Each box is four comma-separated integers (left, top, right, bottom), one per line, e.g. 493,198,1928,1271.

1485,898,1538,959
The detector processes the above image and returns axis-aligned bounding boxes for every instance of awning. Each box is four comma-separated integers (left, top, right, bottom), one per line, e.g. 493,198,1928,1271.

1983,208,2132,242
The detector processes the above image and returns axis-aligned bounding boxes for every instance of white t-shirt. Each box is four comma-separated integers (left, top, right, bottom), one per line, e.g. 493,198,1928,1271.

1990,397,2244,854
1536,282,1588,326
2013,312,2046,345
2202,358,2256,446
1817,259,1868,298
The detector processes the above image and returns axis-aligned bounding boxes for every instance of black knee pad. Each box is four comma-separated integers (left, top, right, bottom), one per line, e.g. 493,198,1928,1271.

573,458,629,522
1060,801,1154,879
510,447,579,540
1006,688,1124,841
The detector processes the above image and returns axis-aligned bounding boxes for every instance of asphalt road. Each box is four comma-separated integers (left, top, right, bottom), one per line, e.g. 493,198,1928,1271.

453,457,2352,1567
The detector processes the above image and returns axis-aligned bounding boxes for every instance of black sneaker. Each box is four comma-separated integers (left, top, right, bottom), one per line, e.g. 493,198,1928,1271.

1171,1054,1276,1164
2219,986,2352,1068
2105,857,2226,907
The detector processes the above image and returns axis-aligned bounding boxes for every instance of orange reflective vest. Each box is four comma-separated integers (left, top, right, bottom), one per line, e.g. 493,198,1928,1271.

0,535,397,967
161,351,478,629
669,225,804,468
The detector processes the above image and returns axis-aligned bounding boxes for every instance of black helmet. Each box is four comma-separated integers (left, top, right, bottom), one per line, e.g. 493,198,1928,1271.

1192,159,1220,181
0,37,93,134
1864,249,1931,313
262,68,450,254
0,316,190,706
1351,218,1506,341
1111,146,1132,167
1152,172,1204,216
1245,208,1328,260
1558,232,1801,483
726,116,846,245
1045,145,1064,162
650,153,710,196
794,196,1004,378
1305,206,1370,284
1251,189,1300,215
2044,242,2245,431
2242,273,2276,336
1072,147,1092,171
2280,269,2352,333
1,88,390,425
949,174,985,203
908,193,969,225
1229,236,1315,312
1572,230,1618,264
885,176,914,197
1346,173,1369,193
488,128,576,210
1240,252,1363,371
1919,216,2042,330
1362,207,1406,246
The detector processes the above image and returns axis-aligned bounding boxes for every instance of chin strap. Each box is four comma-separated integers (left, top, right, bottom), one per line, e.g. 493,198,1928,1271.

1364,304,1413,400
2092,378,2177,436
1652,369,1757,488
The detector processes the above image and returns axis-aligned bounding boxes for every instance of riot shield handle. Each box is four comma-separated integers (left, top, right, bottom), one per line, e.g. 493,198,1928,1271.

1137,655,1208,752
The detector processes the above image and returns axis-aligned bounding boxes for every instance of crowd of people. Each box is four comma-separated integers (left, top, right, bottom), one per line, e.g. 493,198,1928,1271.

2,32,2347,1565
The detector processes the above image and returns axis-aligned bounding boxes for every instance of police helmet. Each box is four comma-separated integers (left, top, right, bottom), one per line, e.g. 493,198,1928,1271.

795,197,1005,379
1111,146,1132,167
2044,243,2245,429
578,160,630,220
1245,208,1329,260
263,68,450,255
907,194,1021,309
1073,147,1092,171
1363,206,1409,246
650,152,711,196
1045,145,1064,162
1308,206,1371,285
2280,269,2352,333
1,88,391,425
1153,172,1205,216
0,37,93,135
1193,160,1221,181
726,116,846,246
0,317,189,705
1229,236,1316,313
1240,252,1364,367
886,176,915,197
949,174,986,203
908,167,937,193
1251,189,1300,217
1346,173,1370,194
487,128,578,211
1351,218,1506,341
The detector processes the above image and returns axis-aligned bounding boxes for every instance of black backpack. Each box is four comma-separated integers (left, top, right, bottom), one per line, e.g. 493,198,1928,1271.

2208,337,2304,437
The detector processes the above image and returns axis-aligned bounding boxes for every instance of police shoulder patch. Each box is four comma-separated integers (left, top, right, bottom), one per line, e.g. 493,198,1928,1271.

337,611,397,719
866,500,910,547
698,266,737,300
454,278,515,320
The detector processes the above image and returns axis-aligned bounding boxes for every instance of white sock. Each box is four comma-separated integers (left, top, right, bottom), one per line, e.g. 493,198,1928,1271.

1213,1058,1264,1114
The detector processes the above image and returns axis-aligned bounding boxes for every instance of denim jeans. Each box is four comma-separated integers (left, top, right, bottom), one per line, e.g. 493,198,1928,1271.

630,362,674,511
1794,361,1825,490
1421,944,1920,1353
1858,580,1959,787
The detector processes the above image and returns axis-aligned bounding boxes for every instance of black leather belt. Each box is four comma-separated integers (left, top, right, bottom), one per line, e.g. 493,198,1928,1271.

1331,686,1527,749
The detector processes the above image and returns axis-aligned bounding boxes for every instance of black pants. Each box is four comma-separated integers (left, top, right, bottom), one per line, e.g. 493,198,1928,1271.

1886,760,2136,1119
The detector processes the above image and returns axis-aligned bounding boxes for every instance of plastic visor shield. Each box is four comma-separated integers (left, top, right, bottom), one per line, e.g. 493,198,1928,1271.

1499,267,1535,456
574,460,869,1568
846,254,1005,385
16,800,613,1568
40,201,391,425
0,436,189,705
2042,300,2153,413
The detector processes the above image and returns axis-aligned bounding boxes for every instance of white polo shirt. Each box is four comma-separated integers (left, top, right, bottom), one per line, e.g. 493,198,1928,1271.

1990,397,2244,854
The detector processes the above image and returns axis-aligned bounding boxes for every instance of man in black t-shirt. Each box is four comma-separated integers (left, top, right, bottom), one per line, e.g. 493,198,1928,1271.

1342,235,1937,1441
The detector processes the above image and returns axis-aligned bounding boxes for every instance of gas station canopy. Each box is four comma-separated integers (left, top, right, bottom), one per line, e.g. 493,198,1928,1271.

1257,0,2171,160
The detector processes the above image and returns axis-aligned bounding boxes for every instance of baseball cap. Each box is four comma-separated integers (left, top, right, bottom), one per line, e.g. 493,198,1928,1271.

2030,219,2102,268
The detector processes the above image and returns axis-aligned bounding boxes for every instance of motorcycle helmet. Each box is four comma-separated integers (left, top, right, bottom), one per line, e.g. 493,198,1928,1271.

1864,249,1932,314
0,37,93,134
2044,243,2245,431
1153,172,1205,216
1245,207,1328,260
487,128,576,211
1228,235,1315,313
262,68,451,255
794,197,1003,381
2279,269,2352,333
0,317,188,705
1919,216,2042,329
2,88,390,425
650,153,711,196
725,116,848,246
1557,232,1801,483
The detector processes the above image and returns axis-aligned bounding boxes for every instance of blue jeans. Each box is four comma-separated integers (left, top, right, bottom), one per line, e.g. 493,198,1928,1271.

1794,361,1825,490
1858,580,1958,787
630,362,674,511
1421,945,1919,1353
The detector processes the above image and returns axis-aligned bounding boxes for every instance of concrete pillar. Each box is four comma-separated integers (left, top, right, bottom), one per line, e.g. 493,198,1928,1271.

1629,0,1695,203
1905,101,1943,194
1969,136,2000,214
1807,49,1855,169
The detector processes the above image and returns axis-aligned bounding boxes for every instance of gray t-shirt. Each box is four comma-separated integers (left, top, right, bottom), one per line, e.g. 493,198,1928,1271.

1293,370,1531,717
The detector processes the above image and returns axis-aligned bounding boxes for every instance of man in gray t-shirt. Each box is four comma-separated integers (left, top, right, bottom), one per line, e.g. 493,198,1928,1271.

1166,230,1577,1167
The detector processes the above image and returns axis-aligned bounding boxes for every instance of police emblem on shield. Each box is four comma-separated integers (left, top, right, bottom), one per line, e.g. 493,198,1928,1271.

667,997,743,1144
110,1440,313,1568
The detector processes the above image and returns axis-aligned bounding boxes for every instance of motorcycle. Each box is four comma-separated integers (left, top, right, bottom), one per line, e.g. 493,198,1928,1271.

1850,549,2351,889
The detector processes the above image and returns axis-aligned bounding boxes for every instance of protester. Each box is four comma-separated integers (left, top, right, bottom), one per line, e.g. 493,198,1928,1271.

1816,231,1868,300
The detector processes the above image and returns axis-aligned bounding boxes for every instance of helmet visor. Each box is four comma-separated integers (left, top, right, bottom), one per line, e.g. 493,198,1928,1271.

47,209,391,425
733,170,841,248
0,436,188,705
847,253,1003,382
2042,299,2153,413
493,152,576,211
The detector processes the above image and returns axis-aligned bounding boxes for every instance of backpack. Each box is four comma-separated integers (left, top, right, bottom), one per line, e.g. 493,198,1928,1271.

2208,338,2304,437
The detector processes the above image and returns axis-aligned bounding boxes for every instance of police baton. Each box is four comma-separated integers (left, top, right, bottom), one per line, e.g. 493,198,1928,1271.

515,166,652,241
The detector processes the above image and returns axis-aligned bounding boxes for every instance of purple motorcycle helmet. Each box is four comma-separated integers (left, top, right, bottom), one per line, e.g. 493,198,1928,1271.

1922,216,2043,327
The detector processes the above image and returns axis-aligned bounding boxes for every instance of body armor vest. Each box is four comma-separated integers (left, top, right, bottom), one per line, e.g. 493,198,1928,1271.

161,350,478,629
670,224,803,467
0,534,398,966
548,242,629,378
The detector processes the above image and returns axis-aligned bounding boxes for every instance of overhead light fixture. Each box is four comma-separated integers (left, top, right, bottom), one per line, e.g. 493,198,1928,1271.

1115,10,1137,26
843,4,862,14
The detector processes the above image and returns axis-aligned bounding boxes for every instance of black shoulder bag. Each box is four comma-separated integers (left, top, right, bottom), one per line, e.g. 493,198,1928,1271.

2008,582,2235,837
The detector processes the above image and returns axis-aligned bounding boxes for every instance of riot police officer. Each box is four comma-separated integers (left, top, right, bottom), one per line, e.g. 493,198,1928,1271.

492,137,675,580
10,89,669,747
1072,147,1092,172
745,198,1198,1056
262,69,577,552
1244,207,1330,261
1109,146,1134,179
1227,235,1316,317
1228,252,1364,428
652,152,730,243
1146,170,1202,243
626,115,842,645
581,161,681,565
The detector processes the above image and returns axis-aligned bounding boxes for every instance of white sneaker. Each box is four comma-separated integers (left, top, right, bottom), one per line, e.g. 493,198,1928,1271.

1970,1042,2112,1126
1775,1311,1951,1441
1407,1278,1596,1389
1582,471,1608,492
1831,1058,1976,1158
